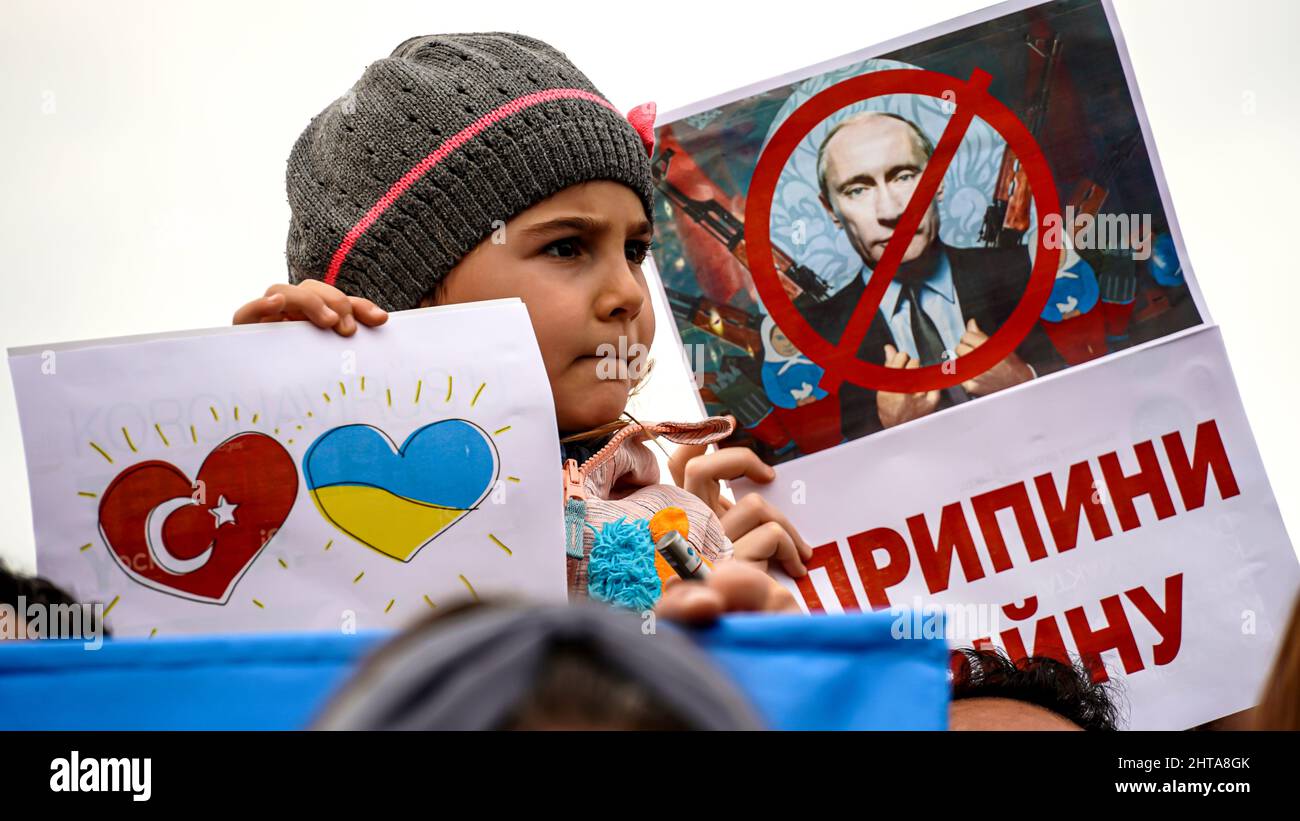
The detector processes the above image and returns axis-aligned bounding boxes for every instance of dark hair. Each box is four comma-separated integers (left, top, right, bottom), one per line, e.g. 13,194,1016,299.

0,562,111,638
950,647,1122,731
409,601,694,731
315,599,760,731
499,640,693,730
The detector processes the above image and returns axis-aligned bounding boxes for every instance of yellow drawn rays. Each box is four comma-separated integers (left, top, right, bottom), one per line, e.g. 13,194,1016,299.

487,534,512,556
459,575,480,602
90,400,275,466
82,375,500,476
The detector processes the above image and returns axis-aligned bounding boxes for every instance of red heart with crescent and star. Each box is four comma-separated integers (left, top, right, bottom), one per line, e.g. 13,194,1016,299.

97,432,298,604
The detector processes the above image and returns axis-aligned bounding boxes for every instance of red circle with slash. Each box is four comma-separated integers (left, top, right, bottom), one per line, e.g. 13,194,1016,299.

745,68,1062,394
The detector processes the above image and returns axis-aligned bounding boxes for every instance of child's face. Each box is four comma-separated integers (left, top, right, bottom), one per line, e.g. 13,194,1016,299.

770,326,798,358
430,181,656,433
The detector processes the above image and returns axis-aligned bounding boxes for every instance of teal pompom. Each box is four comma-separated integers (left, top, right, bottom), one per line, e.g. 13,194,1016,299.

586,516,660,611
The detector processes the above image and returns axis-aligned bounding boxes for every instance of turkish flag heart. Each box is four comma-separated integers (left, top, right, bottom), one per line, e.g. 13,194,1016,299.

97,432,298,604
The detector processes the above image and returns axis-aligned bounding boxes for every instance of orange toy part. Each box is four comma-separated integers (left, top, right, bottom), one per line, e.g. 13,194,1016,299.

648,506,714,588
649,506,690,542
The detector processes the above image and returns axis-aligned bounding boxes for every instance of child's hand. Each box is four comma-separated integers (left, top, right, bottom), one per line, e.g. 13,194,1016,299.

668,444,813,578
232,280,388,337
656,561,801,624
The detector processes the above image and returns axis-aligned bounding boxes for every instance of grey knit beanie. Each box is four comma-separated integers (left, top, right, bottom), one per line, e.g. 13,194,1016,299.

313,601,765,730
286,33,656,312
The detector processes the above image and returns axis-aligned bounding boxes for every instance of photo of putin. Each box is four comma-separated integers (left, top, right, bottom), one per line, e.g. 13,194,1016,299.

806,111,1064,440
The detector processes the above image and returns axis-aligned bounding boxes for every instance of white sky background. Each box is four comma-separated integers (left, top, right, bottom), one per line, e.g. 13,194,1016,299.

1,0,1296,572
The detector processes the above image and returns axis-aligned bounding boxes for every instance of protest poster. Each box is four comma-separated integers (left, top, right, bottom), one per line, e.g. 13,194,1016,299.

7,298,566,636
652,0,1204,462
648,0,1299,728
734,325,1296,730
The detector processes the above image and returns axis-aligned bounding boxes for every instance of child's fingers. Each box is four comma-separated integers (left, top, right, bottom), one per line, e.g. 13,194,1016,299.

657,563,800,623
259,283,336,327
731,521,806,578
237,284,383,337
349,297,389,327
679,448,775,518
720,493,813,560
300,280,358,336
766,581,803,614
682,447,775,491
285,279,361,335
705,562,783,612
655,580,724,624
232,294,285,325
667,443,708,488
301,293,342,329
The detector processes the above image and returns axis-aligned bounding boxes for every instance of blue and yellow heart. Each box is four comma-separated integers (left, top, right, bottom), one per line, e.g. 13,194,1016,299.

303,420,499,562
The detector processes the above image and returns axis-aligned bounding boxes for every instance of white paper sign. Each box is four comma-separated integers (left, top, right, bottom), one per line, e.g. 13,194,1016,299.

737,325,1299,729
8,298,565,636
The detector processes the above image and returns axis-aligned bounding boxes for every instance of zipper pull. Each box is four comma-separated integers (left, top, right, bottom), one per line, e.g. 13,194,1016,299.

563,458,588,561
563,458,587,501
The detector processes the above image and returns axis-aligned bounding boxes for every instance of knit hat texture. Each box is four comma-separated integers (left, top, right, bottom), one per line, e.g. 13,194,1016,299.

286,33,655,311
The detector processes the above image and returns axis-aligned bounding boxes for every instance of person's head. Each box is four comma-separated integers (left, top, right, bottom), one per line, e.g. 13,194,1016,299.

816,111,941,271
769,324,797,358
285,34,658,435
0,563,110,641
420,181,655,434
948,647,1122,731
313,599,764,730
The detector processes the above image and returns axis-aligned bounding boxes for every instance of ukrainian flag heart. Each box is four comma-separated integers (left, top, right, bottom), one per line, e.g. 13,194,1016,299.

303,420,499,562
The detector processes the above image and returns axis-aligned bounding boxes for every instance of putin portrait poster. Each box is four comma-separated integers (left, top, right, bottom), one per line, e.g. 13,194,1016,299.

647,0,1298,728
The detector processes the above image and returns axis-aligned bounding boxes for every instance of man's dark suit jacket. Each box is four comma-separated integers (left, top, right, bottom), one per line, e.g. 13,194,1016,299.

803,242,1064,442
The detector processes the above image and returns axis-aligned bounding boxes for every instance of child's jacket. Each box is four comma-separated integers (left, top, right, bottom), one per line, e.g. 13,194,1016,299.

562,416,736,600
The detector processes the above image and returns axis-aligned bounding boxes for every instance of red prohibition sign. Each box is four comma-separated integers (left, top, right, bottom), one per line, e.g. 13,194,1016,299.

744,68,1062,394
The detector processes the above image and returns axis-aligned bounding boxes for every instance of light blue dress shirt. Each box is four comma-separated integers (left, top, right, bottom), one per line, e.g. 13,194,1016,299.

863,249,965,362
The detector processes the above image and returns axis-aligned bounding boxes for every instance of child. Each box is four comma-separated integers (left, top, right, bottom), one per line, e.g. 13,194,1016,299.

758,315,845,455
233,33,810,605
760,315,829,410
